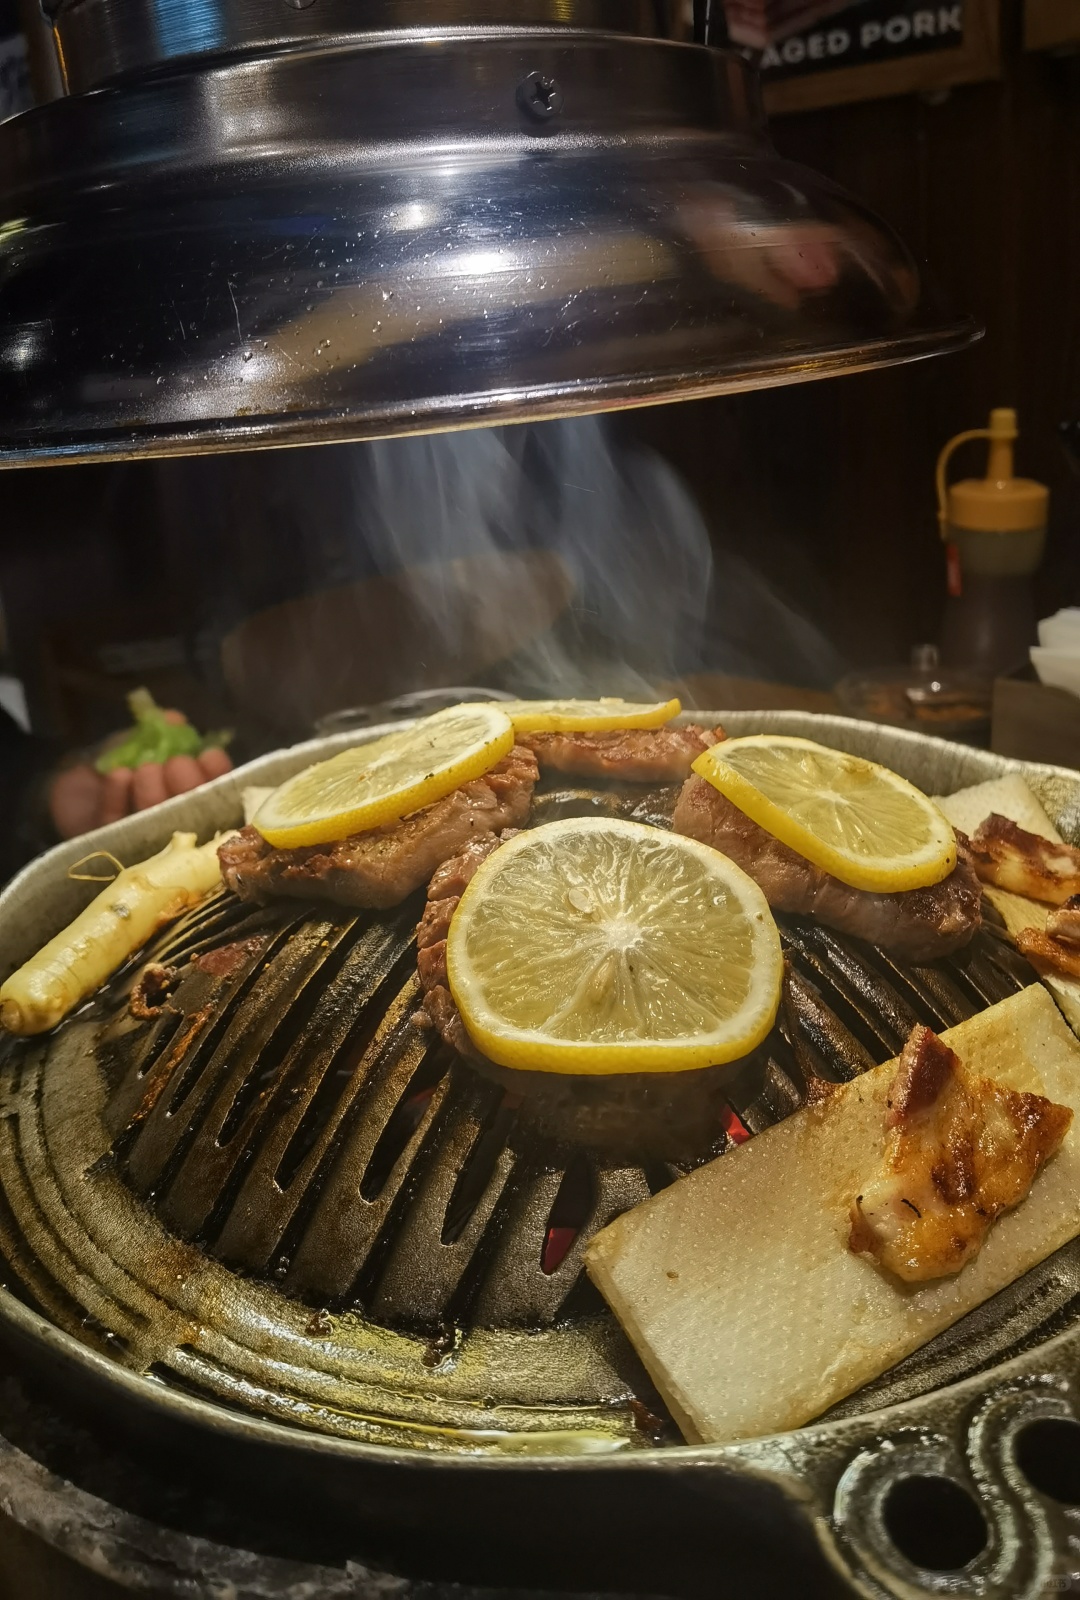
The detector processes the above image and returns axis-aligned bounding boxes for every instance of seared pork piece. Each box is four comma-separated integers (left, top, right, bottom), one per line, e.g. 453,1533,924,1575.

970,813,1080,904
415,829,745,1159
1014,926,1080,981
420,981,476,1062
220,746,537,910
521,724,724,784
1011,893,1080,981
416,830,512,1019
849,1024,1071,1282
1047,895,1080,946
673,776,981,962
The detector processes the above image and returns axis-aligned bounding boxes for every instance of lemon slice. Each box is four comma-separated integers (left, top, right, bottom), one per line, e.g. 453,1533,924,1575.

692,735,957,894
495,697,681,733
253,704,515,849
446,817,783,1075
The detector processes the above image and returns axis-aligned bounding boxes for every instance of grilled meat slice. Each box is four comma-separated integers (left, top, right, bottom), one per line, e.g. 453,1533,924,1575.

970,813,1080,904
1014,926,1080,981
219,746,538,910
1009,894,1080,981
520,724,724,785
1015,926,1080,979
849,1024,1072,1282
672,775,981,962
419,981,476,1062
460,1052,739,1161
416,830,513,1008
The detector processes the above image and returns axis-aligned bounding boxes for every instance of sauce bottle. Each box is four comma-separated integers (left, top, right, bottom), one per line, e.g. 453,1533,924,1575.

937,407,1048,678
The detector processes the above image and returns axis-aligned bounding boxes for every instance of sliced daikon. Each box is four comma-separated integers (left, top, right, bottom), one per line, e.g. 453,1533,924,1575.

585,986,1080,1445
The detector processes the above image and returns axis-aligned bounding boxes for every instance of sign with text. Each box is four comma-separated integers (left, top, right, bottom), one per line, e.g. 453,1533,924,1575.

761,0,964,77
720,0,1000,112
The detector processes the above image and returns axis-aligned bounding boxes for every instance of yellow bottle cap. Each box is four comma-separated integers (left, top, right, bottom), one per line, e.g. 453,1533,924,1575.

937,407,1049,535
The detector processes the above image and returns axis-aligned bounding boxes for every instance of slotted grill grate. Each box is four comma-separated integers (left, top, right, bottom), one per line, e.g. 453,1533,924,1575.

0,760,1047,1461
93,839,1035,1334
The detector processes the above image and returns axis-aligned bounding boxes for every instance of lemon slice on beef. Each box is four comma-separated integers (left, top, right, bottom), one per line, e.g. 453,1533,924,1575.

693,735,956,894
253,704,515,849
446,817,782,1075
496,697,681,733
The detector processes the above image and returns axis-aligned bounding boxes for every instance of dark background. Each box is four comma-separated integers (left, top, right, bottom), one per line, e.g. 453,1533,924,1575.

633,0,1080,671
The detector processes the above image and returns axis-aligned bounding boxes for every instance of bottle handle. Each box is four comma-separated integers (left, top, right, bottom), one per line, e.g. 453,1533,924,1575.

936,429,990,540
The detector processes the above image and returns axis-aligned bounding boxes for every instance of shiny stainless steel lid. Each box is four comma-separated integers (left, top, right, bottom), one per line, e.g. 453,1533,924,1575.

0,0,976,465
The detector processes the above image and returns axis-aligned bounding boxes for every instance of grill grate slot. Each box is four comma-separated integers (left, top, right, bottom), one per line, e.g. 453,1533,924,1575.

854,949,977,1032
367,1075,518,1325
471,1158,652,1326
951,928,1038,1006
780,963,876,1084
541,1155,595,1275
359,1051,452,1202
136,1006,187,1082
440,1089,519,1246
786,923,921,1059
644,1162,686,1194
278,1024,453,1303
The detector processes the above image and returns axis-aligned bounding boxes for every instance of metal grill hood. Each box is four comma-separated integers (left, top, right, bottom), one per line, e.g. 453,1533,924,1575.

0,0,976,465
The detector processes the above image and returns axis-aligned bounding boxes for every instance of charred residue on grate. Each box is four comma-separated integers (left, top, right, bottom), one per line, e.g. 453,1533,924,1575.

95,851,1037,1336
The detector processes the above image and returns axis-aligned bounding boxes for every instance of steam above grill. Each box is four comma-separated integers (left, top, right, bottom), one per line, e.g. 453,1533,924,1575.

0,0,975,465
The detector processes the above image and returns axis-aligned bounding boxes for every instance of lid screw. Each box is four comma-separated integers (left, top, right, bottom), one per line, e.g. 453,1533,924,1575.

517,71,564,121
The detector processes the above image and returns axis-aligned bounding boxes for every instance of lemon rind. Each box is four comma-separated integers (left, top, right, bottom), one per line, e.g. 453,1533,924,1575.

692,735,956,894
456,997,783,1076
446,817,784,1077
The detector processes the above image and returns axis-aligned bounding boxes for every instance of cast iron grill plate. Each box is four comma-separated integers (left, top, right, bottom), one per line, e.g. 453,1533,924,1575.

0,772,1052,1460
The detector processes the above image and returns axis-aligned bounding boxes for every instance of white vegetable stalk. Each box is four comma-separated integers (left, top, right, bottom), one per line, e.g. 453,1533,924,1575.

0,832,227,1036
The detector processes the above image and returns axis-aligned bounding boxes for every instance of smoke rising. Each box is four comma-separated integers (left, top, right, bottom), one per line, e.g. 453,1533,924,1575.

346,415,716,698
168,410,844,732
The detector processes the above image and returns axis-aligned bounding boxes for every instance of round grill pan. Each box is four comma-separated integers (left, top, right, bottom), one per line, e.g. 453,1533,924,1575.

2,711,1080,1598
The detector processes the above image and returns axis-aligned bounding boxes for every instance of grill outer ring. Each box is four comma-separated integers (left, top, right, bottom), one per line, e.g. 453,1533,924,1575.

3,710,1080,1599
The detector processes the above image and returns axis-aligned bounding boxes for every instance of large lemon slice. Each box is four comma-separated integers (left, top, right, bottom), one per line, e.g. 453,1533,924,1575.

693,735,956,894
446,817,783,1075
253,704,515,849
495,697,681,733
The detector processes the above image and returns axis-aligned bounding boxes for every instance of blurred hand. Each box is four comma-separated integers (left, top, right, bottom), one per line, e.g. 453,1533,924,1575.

48,711,234,840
